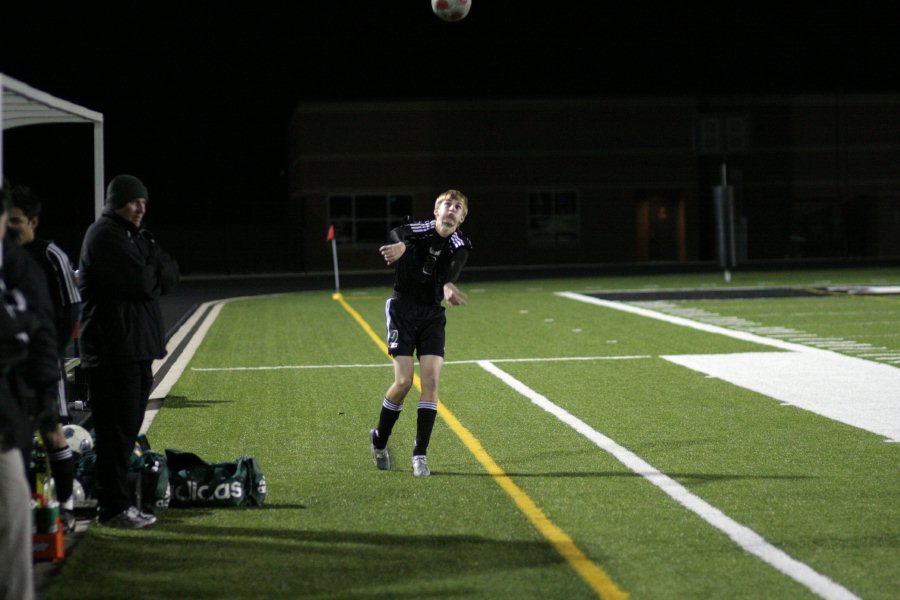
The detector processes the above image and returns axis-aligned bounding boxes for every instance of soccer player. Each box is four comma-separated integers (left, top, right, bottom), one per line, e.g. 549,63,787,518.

369,189,472,477
8,186,81,531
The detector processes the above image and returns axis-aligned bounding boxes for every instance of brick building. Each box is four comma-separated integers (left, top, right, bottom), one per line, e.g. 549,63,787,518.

288,93,900,273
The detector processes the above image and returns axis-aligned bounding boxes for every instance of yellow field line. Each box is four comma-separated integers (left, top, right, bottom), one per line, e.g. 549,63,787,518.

333,292,628,600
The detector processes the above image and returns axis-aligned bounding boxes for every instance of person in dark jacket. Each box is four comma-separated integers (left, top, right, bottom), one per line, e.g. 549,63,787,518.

8,185,82,531
78,174,178,529
1,189,62,528
0,186,36,600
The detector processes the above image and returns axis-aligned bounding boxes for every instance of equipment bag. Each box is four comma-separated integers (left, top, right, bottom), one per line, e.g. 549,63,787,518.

165,449,267,508
134,450,171,514
128,435,171,514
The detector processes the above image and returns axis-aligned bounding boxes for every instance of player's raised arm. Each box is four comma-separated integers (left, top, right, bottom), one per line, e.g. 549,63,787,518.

379,225,410,265
443,282,468,306
379,242,406,265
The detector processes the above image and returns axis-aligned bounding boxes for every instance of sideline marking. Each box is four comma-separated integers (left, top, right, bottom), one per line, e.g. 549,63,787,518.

629,299,900,364
192,362,394,372
142,299,230,433
144,292,287,432
152,301,226,399
556,292,810,352
189,354,651,372
479,360,860,600
558,292,900,443
663,351,900,443
333,293,628,600
143,291,293,433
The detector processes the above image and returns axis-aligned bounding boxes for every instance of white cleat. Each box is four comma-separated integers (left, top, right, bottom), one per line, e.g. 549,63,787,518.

370,429,392,470
411,455,431,477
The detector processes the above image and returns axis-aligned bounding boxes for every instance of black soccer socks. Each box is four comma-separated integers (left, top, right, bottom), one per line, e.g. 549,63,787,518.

413,400,438,456
374,398,402,449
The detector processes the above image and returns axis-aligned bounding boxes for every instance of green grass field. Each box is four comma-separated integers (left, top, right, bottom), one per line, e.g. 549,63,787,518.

47,267,900,599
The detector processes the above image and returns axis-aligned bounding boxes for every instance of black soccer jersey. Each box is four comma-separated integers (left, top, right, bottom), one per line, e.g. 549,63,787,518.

389,219,472,305
24,238,82,353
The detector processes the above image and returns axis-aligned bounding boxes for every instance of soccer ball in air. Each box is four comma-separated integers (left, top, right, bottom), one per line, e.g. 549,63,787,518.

432,0,471,22
63,424,94,454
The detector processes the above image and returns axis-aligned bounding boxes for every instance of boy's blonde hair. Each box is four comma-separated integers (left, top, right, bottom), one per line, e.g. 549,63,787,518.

434,189,469,218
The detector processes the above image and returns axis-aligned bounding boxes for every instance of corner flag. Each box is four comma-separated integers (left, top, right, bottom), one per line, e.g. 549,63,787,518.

327,224,339,295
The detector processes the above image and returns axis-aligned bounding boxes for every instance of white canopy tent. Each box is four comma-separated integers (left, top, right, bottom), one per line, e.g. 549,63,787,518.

0,73,104,218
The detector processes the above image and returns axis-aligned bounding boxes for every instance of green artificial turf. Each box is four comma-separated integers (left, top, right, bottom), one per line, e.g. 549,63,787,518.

46,269,900,599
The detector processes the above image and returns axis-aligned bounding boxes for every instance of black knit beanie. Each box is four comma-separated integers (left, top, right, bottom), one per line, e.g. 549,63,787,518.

105,174,148,209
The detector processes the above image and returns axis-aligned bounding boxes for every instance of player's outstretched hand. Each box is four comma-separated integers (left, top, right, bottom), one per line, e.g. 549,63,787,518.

379,242,406,265
443,282,468,306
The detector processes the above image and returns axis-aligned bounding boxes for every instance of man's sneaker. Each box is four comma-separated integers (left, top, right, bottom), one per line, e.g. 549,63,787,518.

370,429,391,470
411,455,431,477
138,508,157,523
60,509,77,533
99,505,156,529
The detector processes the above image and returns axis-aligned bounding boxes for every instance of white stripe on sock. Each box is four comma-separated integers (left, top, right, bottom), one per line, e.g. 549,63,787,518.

48,446,73,460
382,398,402,412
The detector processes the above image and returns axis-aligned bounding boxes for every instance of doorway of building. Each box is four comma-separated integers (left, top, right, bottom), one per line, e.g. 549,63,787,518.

635,190,686,261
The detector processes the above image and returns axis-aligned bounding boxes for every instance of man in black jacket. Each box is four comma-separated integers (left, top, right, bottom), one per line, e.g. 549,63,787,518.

78,174,178,529
0,186,37,600
8,186,82,531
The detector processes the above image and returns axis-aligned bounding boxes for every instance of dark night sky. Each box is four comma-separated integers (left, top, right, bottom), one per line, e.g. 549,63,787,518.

2,2,899,266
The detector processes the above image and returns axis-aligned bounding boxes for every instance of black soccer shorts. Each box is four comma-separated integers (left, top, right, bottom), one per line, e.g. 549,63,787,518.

385,296,446,358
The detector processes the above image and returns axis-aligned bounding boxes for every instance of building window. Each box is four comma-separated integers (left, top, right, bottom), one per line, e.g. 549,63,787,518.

328,194,413,244
528,191,579,243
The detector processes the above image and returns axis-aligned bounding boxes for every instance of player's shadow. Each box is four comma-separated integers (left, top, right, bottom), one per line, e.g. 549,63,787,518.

72,521,568,598
158,503,308,524
162,395,234,409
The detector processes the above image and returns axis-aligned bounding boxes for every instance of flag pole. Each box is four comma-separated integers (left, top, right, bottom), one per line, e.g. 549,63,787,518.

326,224,340,298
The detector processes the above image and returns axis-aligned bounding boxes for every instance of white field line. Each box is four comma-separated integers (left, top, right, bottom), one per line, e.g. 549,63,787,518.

192,362,393,372
629,299,900,362
556,293,813,352
153,301,227,398
189,354,652,372
662,351,900,442
477,359,861,600
142,299,229,434
143,292,294,433
558,292,900,443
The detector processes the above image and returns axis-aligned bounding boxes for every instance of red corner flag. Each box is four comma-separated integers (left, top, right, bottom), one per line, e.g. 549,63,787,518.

326,224,340,294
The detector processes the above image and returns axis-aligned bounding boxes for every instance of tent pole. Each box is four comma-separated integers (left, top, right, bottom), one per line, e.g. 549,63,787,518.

93,121,104,219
